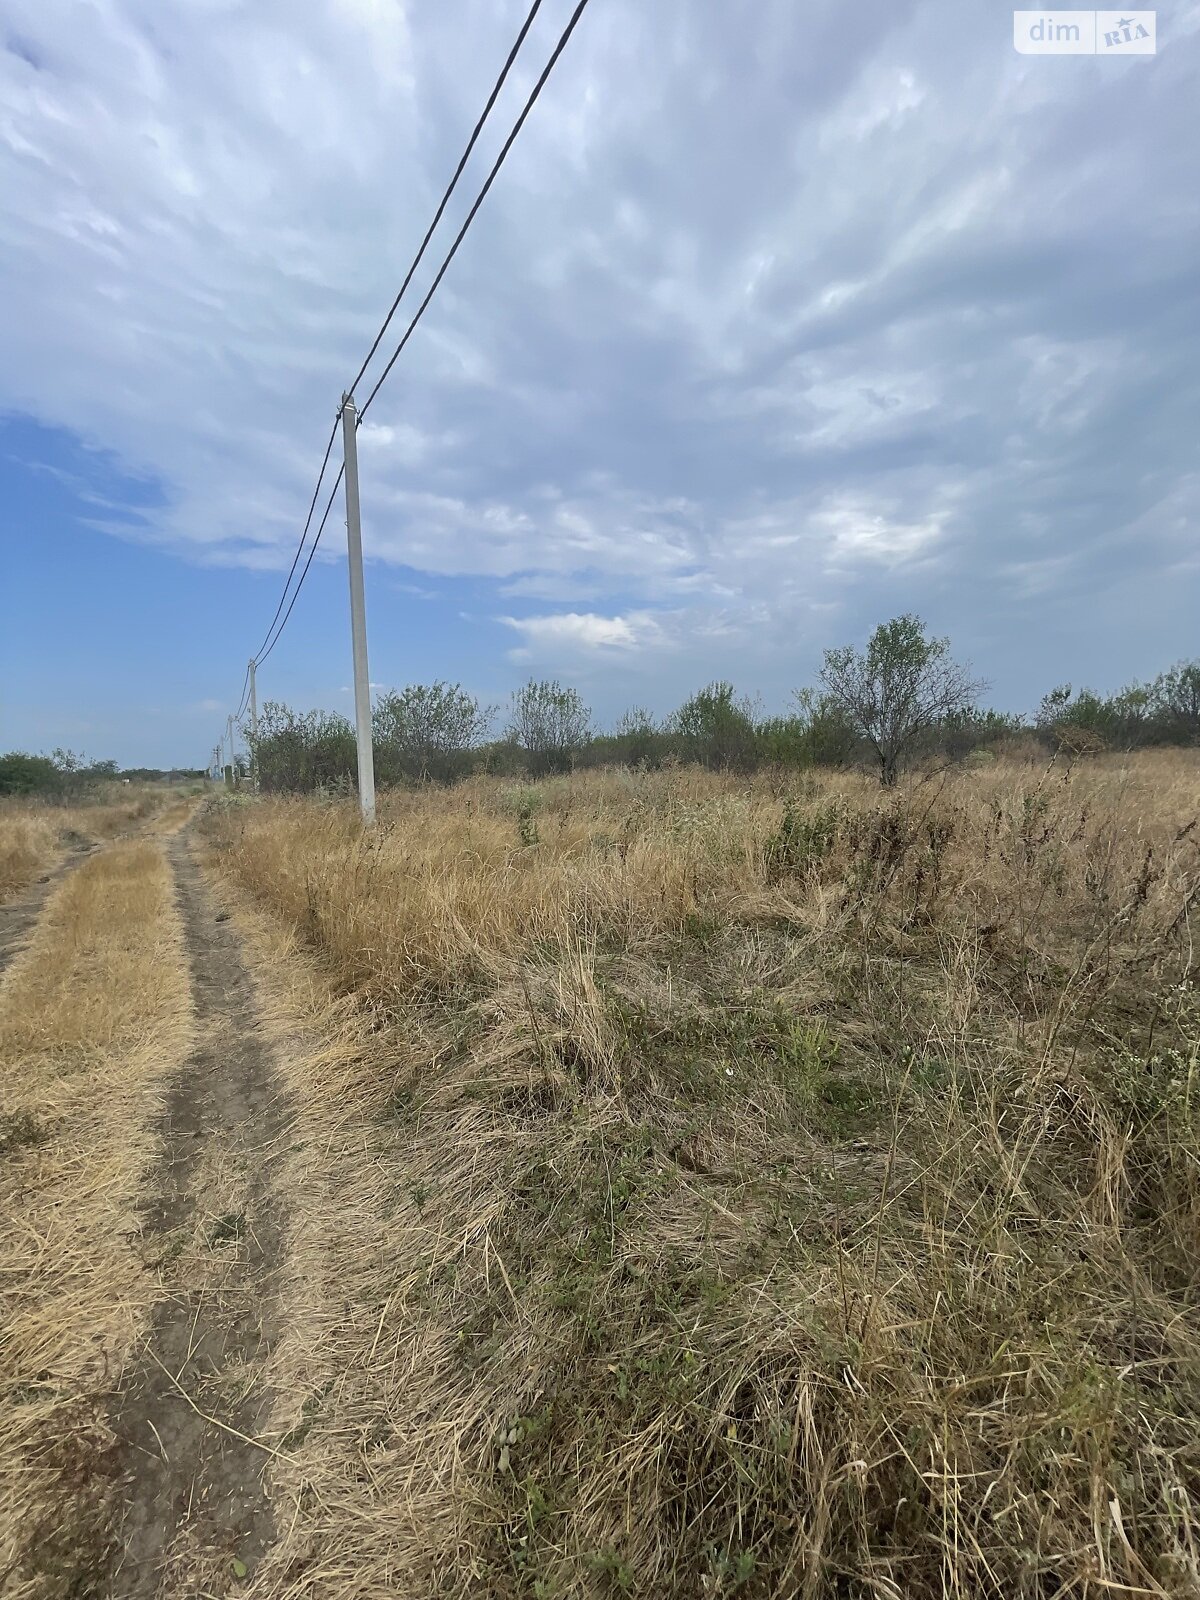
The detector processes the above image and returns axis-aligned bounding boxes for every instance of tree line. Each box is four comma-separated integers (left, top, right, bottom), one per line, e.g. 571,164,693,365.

244,616,1199,794
0,750,204,798
9,620,1190,801
0,749,123,799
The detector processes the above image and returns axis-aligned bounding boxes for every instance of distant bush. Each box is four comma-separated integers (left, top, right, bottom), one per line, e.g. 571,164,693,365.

937,707,1025,762
608,707,668,769
0,748,120,799
119,767,205,783
372,683,490,785
672,682,759,771
506,680,591,777
248,703,357,795
1037,663,1200,751
0,753,61,797
785,690,862,768
1154,661,1200,743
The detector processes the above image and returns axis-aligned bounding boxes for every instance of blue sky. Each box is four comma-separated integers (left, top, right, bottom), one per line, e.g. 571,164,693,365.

1,0,1198,768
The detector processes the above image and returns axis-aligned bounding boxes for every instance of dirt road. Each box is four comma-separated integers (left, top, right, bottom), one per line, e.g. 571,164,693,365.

107,833,293,1597
0,818,297,1599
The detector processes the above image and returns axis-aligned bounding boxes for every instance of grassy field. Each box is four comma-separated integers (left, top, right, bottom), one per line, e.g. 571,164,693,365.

199,750,1200,1598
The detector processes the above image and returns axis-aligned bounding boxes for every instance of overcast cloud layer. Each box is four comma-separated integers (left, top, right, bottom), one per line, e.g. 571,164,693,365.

2,0,1198,716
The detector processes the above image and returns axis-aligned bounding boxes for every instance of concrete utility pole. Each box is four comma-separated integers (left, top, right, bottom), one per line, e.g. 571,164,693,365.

247,658,259,791
340,394,376,826
212,744,221,783
226,713,237,787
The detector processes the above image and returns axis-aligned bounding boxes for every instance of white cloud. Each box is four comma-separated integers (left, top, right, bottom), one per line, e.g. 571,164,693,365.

1,0,1197,706
814,493,947,566
501,610,666,658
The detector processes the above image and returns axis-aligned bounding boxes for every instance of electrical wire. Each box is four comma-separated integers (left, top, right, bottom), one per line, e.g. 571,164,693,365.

249,418,340,667
255,461,346,668
241,1,547,669
243,0,593,669
346,0,545,401
358,0,593,421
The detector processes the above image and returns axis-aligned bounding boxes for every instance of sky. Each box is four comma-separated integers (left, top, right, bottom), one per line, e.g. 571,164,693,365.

1,0,1197,769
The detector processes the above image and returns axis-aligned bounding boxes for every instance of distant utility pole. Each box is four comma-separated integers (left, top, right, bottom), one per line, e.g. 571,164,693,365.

340,393,376,826
226,713,237,786
212,744,221,783
247,658,259,791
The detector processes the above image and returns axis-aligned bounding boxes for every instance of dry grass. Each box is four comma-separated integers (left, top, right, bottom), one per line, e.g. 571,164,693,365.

0,787,177,902
0,839,193,1598
0,813,62,902
202,751,1200,1599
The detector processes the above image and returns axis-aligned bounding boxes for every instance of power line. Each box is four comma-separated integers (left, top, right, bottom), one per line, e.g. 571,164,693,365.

359,0,594,421
250,417,340,666
242,0,552,672
255,461,346,668
346,0,546,401
237,0,594,702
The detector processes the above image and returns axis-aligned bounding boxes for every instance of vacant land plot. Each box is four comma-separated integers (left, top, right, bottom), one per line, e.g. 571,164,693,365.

192,751,1200,1598
2,756,1197,1598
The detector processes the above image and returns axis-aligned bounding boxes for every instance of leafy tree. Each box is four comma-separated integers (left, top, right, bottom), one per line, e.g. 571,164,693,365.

751,715,809,769
0,749,121,798
0,752,62,796
1150,661,1200,744
611,706,664,769
1037,681,1155,751
578,708,668,770
506,680,591,776
672,682,759,771
372,682,490,784
820,615,984,785
1037,685,1075,733
248,702,357,794
790,689,862,768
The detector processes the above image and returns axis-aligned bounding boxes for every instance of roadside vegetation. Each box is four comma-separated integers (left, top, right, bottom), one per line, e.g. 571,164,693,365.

203,748,1200,1598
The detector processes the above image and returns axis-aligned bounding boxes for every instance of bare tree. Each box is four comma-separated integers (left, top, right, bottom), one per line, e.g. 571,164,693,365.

820,615,984,786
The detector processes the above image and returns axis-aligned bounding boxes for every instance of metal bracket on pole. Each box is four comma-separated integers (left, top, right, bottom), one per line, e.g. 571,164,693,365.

340,394,377,826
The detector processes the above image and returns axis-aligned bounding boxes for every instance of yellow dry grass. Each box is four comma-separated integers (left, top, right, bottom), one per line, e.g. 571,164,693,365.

202,752,1200,1599
0,813,61,902
0,787,178,902
0,839,193,1598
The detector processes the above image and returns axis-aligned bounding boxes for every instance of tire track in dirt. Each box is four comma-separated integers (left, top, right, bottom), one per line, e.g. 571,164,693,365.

108,829,292,1598
0,835,96,979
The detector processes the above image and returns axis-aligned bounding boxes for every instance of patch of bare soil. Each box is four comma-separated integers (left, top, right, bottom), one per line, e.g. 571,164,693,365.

107,832,292,1598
